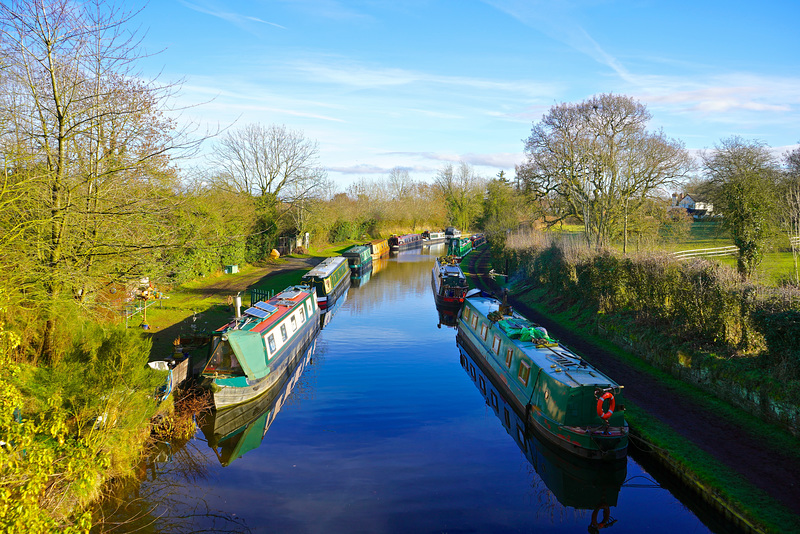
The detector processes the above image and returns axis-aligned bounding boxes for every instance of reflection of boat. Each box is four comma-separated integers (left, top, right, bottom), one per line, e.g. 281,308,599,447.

457,290,628,460
371,257,389,276
301,256,351,314
421,230,446,244
458,341,625,528
388,233,422,252
364,239,390,261
350,267,372,288
200,286,320,409
436,307,459,329
342,245,373,277
431,256,468,310
200,340,316,466
320,287,348,329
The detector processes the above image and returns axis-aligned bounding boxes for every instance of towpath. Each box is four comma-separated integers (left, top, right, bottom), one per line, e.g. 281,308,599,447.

464,246,800,524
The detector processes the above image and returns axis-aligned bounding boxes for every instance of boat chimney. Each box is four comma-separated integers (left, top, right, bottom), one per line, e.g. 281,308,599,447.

234,292,242,319
501,289,512,316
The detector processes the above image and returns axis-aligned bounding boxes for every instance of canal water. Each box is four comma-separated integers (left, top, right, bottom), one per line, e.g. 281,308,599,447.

105,244,728,533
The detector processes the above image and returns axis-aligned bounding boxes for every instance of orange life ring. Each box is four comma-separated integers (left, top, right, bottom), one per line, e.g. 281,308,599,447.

591,505,610,529
596,391,615,420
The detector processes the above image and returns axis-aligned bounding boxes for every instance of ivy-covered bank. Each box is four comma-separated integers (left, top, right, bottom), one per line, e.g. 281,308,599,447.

486,231,800,435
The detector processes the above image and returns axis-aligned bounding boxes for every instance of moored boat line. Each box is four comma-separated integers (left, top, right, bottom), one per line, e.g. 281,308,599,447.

301,256,351,314
200,285,321,410
456,290,628,461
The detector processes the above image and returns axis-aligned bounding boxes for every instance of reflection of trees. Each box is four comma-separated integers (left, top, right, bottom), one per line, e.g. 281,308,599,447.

92,440,250,533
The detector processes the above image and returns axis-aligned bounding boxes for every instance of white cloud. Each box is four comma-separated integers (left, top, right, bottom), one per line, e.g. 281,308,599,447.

178,0,287,30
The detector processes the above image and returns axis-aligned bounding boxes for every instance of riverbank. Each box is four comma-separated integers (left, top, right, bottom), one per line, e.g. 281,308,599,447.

461,246,800,534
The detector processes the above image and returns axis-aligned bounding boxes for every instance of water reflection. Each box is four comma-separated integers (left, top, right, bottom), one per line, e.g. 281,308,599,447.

321,288,348,329
457,339,627,532
199,340,317,466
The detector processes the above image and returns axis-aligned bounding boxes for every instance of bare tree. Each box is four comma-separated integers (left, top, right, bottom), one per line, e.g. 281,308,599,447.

0,0,196,362
434,162,485,231
518,94,692,249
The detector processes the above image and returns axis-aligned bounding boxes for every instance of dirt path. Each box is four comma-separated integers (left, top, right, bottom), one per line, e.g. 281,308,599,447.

464,247,800,521
190,256,321,297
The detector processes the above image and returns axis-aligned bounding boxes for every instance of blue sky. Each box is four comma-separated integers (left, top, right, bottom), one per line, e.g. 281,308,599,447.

137,0,800,189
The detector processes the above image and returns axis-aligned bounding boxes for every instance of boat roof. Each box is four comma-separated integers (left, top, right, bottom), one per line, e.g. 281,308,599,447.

466,294,619,388
342,245,368,256
217,286,312,335
302,256,347,278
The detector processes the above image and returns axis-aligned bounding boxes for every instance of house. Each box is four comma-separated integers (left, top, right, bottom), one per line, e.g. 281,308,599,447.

671,193,713,219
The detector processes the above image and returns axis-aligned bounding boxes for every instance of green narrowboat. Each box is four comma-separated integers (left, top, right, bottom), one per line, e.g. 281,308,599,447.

342,245,373,277
200,286,320,410
456,291,628,460
301,256,351,314
447,237,473,258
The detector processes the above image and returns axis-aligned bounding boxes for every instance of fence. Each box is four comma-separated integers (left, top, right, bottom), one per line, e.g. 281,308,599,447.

671,245,738,260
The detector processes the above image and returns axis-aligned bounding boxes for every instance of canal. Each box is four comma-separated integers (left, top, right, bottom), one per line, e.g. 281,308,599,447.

102,244,730,533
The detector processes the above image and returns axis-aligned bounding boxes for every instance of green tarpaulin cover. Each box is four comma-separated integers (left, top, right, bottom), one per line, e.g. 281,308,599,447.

497,319,557,344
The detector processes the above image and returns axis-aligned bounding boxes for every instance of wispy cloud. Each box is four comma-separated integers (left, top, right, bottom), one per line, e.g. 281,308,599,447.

178,1,287,30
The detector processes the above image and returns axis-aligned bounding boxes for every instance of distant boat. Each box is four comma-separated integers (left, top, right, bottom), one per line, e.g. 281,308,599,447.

388,233,422,252
444,226,461,240
200,339,317,466
301,256,351,314
457,291,628,460
469,233,486,248
363,239,390,261
459,342,626,529
431,256,468,311
342,245,373,277
421,230,446,244
199,286,320,410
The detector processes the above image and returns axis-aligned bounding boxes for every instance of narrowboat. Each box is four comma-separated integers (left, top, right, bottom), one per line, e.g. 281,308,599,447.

431,256,469,310
342,245,373,277
301,256,351,314
422,230,446,244
200,286,320,410
469,233,486,248
447,236,473,258
364,238,390,261
459,343,625,527
200,339,316,466
456,291,628,460
444,226,461,240
388,233,423,252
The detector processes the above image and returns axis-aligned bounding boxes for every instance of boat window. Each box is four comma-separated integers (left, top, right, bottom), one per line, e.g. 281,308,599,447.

505,348,514,367
491,335,501,354
280,324,288,342
504,408,511,428
518,360,531,386
478,375,486,393
480,323,488,340
463,307,470,321
471,314,478,328
324,279,332,293
267,334,276,354
300,306,306,322
490,391,498,412
291,315,297,331
203,338,244,376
